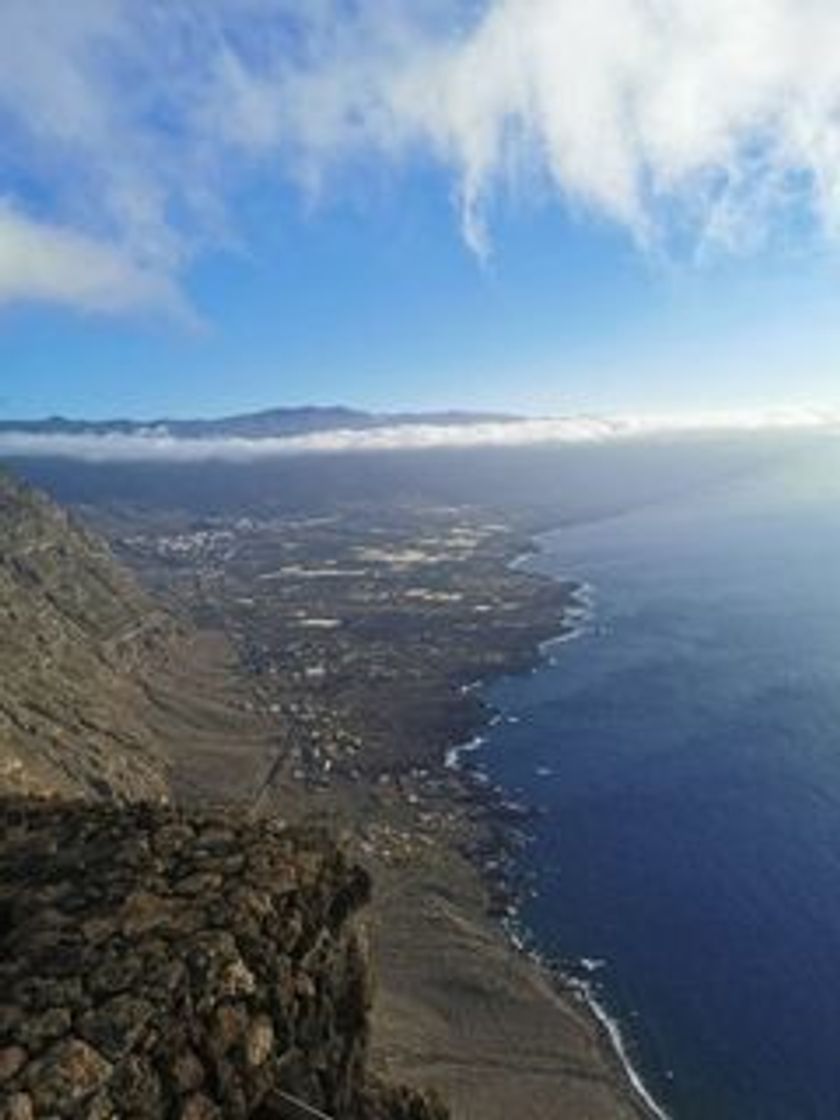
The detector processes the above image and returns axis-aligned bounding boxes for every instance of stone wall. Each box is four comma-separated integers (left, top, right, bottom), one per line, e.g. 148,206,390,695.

0,800,446,1120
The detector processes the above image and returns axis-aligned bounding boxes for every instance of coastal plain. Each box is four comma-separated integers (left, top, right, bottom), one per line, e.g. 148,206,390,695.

75,496,656,1119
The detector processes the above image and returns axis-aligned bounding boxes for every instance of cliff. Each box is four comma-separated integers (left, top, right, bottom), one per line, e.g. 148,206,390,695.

0,798,446,1120
0,470,175,801
0,470,275,806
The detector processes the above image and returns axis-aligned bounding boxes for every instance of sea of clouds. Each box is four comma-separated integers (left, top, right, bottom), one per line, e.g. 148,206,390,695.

2,410,838,462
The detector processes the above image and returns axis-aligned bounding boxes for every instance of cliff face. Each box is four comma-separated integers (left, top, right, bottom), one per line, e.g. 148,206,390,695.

0,469,294,808
0,471,176,802
0,799,446,1120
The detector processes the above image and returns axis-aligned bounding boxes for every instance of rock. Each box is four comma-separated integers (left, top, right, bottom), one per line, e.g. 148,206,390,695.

272,909,303,953
78,995,154,1060
150,823,195,857
193,826,236,854
295,974,316,1001
28,935,87,978
219,958,256,999
81,915,119,947
1,1092,33,1120
16,1007,72,1051
180,1093,221,1120
0,1004,23,1039
108,1055,162,1116
174,872,223,897
210,1003,248,1056
140,953,185,998
171,1049,205,1094
219,855,245,875
245,1015,274,1068
87,954,143,997
0,1045,27,1082
327,866,371,930
85,1089,118,1120
25,1038,113,1111
274,959,296,1006
230,888,273,923
12,977,83,1013
119,890,178,937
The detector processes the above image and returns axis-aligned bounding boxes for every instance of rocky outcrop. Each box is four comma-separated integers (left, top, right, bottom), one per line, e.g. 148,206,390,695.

0,799,446,1120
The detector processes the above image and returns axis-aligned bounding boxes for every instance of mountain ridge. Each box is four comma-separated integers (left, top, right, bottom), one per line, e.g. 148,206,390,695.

0,406,523,441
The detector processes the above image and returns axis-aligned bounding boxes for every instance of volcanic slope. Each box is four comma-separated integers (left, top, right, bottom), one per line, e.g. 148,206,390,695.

0,469,271,802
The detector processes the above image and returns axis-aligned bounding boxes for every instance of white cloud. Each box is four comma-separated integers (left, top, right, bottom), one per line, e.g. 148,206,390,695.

0,201,184,316
4,2,840,311
1,409,838,462
302,0,840,259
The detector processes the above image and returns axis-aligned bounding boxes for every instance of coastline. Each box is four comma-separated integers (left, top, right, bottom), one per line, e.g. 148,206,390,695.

90,496,671,1120
438,536,670,1120
573,977,671,1120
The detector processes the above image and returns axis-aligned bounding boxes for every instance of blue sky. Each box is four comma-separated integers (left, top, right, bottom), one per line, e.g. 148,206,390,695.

3,1,840,421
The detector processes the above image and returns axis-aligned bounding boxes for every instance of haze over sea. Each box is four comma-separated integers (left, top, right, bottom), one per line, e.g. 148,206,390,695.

476,437,840,1120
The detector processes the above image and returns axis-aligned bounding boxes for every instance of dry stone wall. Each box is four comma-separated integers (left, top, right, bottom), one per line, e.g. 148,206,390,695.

0,800,445,1120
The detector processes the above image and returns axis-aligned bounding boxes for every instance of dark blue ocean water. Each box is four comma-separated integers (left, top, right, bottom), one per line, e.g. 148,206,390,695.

477,447,840,1120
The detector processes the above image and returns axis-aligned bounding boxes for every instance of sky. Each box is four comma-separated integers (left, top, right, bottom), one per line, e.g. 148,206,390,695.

3,1,840,422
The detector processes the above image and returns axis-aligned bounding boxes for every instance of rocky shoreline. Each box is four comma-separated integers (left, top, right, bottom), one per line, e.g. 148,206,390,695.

406,561,666,1120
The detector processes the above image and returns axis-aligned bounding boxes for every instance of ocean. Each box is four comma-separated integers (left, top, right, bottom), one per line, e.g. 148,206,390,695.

472,441,840,1120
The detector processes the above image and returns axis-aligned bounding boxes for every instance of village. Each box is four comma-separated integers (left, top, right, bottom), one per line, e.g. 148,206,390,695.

112,502,571,901
116,502,574,780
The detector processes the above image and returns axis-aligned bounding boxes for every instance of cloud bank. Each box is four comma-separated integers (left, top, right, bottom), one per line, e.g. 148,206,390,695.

1,410,838,462
4,1,840,312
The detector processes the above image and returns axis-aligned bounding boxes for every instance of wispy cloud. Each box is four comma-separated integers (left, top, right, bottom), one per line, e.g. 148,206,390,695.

4,1,840,313
1,410,838,462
